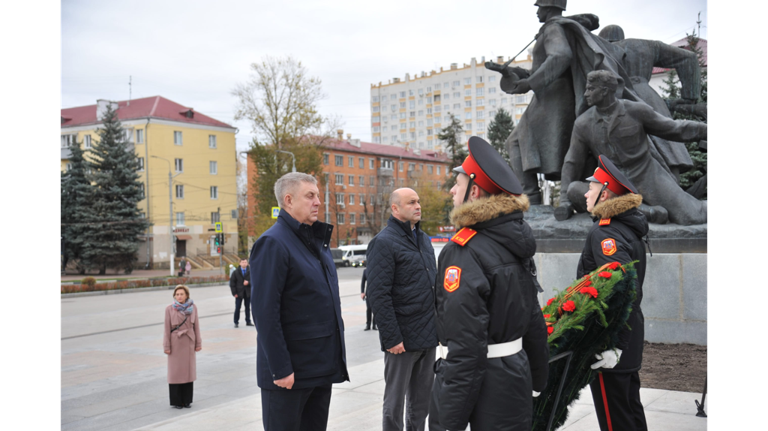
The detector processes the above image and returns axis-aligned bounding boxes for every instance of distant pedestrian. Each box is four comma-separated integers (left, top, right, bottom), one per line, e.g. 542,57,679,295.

178,257,186,277
185,260,192,276
163,285,202,409
229,257,253,328
360,267,376,331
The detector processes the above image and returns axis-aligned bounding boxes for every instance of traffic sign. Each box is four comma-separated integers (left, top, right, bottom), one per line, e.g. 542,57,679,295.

271,207,280,219
438,226,456,233
215,222,222,233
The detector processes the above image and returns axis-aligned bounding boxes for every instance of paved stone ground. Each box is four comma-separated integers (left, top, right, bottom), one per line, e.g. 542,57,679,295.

62,267,707,430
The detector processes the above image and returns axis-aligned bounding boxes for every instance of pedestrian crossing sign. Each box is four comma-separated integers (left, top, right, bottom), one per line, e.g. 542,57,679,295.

215,222,222,233
272,207,280,219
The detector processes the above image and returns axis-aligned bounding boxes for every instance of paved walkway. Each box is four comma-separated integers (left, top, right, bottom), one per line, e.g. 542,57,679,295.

62,269,707,430
61,268,226,282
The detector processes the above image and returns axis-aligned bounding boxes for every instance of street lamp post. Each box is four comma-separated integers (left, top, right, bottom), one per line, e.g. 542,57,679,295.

276,150,296,172
151,156,181,276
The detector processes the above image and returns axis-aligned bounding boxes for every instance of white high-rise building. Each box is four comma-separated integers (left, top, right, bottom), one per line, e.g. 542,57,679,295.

370,55,533,150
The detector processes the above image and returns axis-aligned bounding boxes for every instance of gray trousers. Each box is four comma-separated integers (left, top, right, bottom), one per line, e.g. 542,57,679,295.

383,347,436,431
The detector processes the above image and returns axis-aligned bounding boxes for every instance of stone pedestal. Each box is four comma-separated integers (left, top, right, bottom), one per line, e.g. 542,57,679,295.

526,206,707,345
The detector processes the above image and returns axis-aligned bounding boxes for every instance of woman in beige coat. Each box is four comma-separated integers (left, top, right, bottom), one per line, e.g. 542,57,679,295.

163,285,201,408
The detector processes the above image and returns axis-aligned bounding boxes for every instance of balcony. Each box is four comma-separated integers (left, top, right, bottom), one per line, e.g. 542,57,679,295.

378,167,394,177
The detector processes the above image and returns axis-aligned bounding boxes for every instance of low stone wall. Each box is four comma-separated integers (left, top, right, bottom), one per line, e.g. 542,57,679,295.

534,253,707,345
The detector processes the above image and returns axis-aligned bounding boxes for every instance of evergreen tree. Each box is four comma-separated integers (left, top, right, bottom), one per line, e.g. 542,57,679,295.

82,105,149,274
660,30,707,198
438,113,467,193
61,142,95,273
487,108,514,166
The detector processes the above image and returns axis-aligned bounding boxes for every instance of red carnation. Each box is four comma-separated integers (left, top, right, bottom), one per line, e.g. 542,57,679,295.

608,262,620,270
546,298,555,306
580,286,598,298
598,271,612,278
543,314,551,319
547,326,554,335
562,300,576,312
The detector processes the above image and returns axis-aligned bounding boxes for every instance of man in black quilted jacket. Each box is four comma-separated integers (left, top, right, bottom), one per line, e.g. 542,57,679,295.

367,187,438,431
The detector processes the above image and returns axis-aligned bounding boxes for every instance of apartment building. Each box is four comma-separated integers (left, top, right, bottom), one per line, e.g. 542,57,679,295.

370,55,534,149
246,132,452,247
61,96,238,269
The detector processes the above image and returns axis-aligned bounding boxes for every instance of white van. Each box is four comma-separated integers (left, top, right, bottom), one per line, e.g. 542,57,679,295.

338,245,368,267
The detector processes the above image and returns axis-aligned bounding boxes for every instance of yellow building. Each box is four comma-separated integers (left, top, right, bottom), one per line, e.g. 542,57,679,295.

61,96,238,269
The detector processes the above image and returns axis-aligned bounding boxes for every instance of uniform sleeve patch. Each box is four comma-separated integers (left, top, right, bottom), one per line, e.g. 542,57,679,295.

601,238,617,256
599,218,611,226
444,266,462,292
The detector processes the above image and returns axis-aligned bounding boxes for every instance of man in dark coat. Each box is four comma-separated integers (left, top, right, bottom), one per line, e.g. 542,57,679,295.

367,187,438,431
578,154,649,431
249,172,348,431
429,137,549,431
360,267,376,331
229,257,253,328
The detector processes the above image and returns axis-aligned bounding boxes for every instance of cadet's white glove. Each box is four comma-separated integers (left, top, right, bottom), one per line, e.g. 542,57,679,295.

591,349,622,369
533,391,541,397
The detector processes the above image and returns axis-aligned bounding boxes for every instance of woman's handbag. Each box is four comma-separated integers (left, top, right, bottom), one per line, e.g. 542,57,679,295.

170,315,188,333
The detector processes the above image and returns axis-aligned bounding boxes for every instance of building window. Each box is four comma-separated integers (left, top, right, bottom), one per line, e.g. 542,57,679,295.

359,193,365,205
323,153,329,165
399,161,404,172
409,101,415,109
337,213,345,224
437,181,441,189
175,185,184,199
335,155,343,166
359,157,364,169
66,163,72,171
360,213,367,224
349,175,354,186
516,95,527,103
210,186,218,199
174,158,183,172
428,165,433,174
209,161,218,175
139,183,145,199
477,99,485,106
477,76,484,83
359,175,364,186
369,176,375,186
437,166,442,175
135,130,144,144
399,179,404,186
477,111,485,119
208,135,216,148
465,89,471,96
84,135,92,149
349,194,355,205
174,131,183,146
465,100,472,107
336,193,344,204
335,174,343,185
61,134,76,148
211,212,221,223
408,163,415,171
350,213,356,225
489,87,497,94
464,78,471,85
382,159,393,169
324,173,330,185
138,157,144,171
176,212,185,226
348,156,354,167
477,88,484,96
490,99,497,106
370,195,375,205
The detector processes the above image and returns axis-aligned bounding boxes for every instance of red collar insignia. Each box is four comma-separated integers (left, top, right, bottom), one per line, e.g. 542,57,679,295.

451,227,477,246
599,218,611,226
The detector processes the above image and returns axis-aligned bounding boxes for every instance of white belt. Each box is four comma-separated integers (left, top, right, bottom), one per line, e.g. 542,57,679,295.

438,338,522,360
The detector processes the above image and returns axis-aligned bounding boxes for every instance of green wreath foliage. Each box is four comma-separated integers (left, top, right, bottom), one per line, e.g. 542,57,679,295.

532,262,638,431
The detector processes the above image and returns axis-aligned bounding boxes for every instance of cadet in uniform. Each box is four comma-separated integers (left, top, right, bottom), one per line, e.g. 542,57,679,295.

429,137,549,431
579,155,649,431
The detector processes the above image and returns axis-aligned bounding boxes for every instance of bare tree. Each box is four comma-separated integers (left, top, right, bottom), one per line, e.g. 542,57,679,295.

233,56,326,148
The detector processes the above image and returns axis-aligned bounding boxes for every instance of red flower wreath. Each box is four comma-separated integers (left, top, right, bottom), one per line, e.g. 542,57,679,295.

598,271,612,279
544,314,551,319
562,300,576,312
579,286,599,298
547,298,555,306
547,326,554,335
608,262,620,270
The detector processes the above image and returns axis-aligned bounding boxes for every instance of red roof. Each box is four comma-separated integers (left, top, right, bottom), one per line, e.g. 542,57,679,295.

652,37,707,75
61,96,234,129
307,136,451,163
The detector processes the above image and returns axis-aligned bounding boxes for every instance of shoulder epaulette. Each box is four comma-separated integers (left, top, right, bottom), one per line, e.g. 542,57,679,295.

451,227,478,246
599,218,611,226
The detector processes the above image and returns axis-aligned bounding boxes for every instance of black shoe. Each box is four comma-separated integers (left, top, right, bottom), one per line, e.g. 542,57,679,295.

364,324,370,331
174,405,183,409
234,323,239,328
184,404,191,408
373,324,378,330
246,322,254,326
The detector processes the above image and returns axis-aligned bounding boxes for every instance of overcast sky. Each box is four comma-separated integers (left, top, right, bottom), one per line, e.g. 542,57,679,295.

61,0,707,152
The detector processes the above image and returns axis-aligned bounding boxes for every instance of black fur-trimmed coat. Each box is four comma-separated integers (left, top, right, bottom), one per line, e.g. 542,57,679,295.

577,193,648,373
431,194,549,431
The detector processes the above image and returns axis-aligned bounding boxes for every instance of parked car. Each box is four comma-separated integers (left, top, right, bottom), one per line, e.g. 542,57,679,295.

339,245,368,267
331,248,344,267
350,255,366,267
